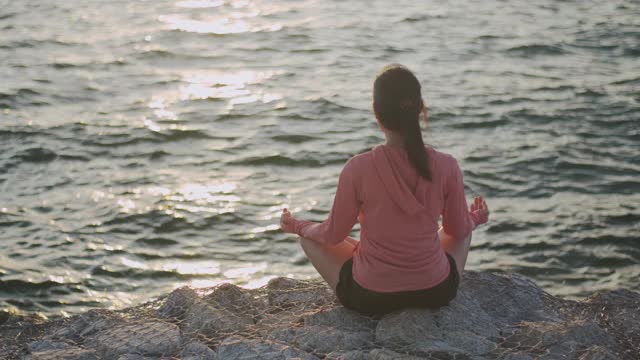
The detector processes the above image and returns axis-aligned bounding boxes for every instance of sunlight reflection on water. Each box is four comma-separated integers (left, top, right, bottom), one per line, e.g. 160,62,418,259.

175,0,224,9
163,261,222,275
159,15,251,35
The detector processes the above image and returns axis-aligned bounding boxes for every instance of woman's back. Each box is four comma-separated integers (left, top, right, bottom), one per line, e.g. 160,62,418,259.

348,144,473,292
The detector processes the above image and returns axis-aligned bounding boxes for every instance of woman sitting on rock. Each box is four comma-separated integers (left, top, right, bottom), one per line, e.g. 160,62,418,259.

280,64,489,316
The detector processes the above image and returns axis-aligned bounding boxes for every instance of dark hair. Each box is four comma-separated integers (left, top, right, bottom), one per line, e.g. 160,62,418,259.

373,64,431,181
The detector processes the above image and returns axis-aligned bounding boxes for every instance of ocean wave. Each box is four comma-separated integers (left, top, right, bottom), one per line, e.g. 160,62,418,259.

554,159,632,177
0,88,48,109
595,180,640,195
5,147,89,170
577,234,639,248
400,14,445,23
532,85,576,92
90,266,205,280
474,239,554,252
100,210,180,234
306,98,359,114
0,39,76,49
290,48,328,54
505,44,568,56
147,150,170,160
48,62,77,69
503,109,556,124
79,128,212,148
155,128,212,141
11,147,57,163
0,279,75,293
215,113,251,122
498,71,563,80
0,12,17,21
133,49,223,61
230,152,348,167
99,209,244,235
610,76,640,86
134,237,179,246
449,118,509,129
575,89,606,98
486,221,547,234
271,134,318,143
561,248,637,268
475,34,507,40
503,155,559,171
0,219,32,228
48,59,127,70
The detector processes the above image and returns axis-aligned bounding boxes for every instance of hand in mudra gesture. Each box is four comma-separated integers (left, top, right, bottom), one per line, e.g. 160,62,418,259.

469,196,489,227
280,208,297,234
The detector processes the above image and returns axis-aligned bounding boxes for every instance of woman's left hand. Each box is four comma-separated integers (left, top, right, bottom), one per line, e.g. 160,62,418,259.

469,196,489,227
280,208,297,234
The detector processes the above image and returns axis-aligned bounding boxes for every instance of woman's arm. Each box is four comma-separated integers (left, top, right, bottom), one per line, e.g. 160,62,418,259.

441,158,489,240
280,159,360,246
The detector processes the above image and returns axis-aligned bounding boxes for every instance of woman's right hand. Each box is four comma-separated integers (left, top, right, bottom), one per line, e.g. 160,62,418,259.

469,196,489,227
280,208,298,234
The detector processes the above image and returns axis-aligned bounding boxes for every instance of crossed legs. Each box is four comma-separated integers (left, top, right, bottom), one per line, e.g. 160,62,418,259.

298,236,357,292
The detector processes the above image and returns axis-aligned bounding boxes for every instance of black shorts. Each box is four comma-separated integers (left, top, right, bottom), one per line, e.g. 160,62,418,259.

335,254,460,317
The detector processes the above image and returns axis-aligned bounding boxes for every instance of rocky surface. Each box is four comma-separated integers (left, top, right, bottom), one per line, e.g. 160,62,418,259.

1,271,638,359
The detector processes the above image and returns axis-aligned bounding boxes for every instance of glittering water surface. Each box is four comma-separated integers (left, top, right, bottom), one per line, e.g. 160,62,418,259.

1,0,639,317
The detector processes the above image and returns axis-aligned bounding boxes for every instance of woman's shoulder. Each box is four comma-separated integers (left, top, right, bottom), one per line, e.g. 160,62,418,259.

426,146,459,166
345,148,374,169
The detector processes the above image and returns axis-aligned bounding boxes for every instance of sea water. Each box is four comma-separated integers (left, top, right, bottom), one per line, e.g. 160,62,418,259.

1,0,639,317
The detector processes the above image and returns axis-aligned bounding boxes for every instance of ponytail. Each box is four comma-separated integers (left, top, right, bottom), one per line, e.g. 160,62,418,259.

374,64,432,181
401,110,432,181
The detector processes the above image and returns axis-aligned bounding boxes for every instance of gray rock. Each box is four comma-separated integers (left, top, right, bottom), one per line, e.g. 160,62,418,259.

371,271,584,358
181,341,216,360
267,277,334,310
45,310,120,342
269,325,373,354
303,307,377,331
10,271,639,360
375,308,439,346
582,288,640,348
202,283,263,316
432,291,501,339
325,350,369,360
183,283,260,338
184,299,254,339
28,340,72,353
458,271,563,325
215,335,319,359
29,347,98,360
88,320,181,360
502,353,534,360
543,340,582,360
541,320,615,348
578,345,619,360
368,349,426,360
327,350,437,360
502,319,615,358
116,355,155,360
375,304,497,357
440,331,497,356
158,286,199,319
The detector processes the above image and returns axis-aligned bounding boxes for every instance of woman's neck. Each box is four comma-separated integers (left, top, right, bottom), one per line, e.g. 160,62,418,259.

383,131,404,148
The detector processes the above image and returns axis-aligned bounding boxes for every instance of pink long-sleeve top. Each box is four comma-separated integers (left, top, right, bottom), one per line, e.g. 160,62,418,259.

293,144,475,292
